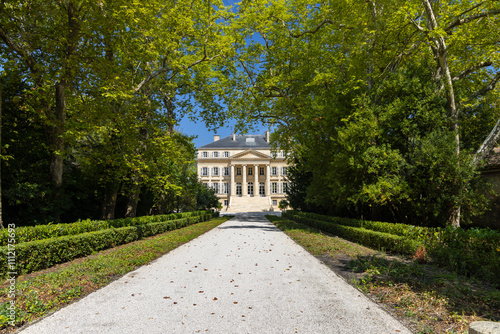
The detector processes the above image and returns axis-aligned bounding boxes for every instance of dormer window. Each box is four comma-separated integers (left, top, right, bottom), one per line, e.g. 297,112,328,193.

246,138,255,143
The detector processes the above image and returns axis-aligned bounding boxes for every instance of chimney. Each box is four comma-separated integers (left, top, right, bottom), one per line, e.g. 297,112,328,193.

214,135,220,142
232,133,236,141
265,131,270,143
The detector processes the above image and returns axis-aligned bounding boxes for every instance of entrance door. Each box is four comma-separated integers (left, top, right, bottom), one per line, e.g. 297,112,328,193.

236,183,242,196
259,183,265,197
248,182,254,196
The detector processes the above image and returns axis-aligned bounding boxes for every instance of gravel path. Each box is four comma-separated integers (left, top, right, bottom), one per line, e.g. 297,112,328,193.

20,212,411,334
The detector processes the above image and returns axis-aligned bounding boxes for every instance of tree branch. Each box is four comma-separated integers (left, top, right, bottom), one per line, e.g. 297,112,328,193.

270,16,350,38
446,7,500,32
0,27,38,78
452,61,493,81
468,71,500,100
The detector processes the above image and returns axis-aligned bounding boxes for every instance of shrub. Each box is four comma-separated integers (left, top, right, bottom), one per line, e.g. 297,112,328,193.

0,213,218,277
427,227,500,287
283,213,419,255
284,211,500,288
0,211,213,246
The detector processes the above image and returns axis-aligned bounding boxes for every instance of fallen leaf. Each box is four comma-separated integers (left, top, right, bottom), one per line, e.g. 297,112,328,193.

163,296,171,299
233,302,238,304
213,297,218,301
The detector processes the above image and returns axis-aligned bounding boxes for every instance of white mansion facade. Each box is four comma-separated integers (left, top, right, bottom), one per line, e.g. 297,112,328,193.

197,132,289,212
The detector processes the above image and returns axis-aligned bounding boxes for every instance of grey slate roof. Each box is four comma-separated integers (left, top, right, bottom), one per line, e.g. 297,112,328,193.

198,134,272,149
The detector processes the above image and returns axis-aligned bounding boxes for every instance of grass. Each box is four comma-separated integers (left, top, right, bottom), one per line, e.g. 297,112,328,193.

267,215,500,334
0,216,231,333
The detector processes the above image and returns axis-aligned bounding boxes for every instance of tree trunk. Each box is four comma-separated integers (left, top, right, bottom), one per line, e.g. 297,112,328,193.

422,0,460,228
48,80,67,222
101,180,120,220
124,176,142,218
0,82,3,229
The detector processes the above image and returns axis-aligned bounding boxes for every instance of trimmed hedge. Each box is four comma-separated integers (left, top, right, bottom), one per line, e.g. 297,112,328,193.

283,211,500,287
0,211,214,246
282,212,419,255
0,213,218,277
285,211,433,241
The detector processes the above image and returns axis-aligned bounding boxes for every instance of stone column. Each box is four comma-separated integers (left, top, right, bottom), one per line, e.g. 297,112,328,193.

242,165,247,196
266,165,271,196
254,165,258,196
230,165,235,196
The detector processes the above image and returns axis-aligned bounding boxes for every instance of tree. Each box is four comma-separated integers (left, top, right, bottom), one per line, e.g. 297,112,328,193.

225,0,500,227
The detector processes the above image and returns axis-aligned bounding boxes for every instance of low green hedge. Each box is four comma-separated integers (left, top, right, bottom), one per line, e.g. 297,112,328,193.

283,213,419,255
0,213,217,277
284,211,433,241
0,211,213,246
284,211,500,287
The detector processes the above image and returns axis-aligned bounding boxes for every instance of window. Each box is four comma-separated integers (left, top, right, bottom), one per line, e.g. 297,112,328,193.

212,152,219,158
212,167,219,176
223,167,230,176
224,200,229,206
271,182,278,194
236,183,242,196
248,167,253,176
271,167,278,176
202,152,209,158
212,183,220,194
281,167,288,176
259,167,265,175
223,151,230,158
237,167,242,175
222,183,230,194
259,183,265,197
248,182,254,195
201,167,209,176
273,200,277,206
282,182,289,194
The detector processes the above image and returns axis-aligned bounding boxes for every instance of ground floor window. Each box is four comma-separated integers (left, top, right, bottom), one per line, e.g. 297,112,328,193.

212,183,220,194
272,200,277,206
271,182,278,194
224,200,229,206
248,182,254,195
222,183,230,194
236,183,242,196
259,183,265,197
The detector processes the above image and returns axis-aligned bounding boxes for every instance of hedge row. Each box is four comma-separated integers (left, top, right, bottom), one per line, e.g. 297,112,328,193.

0,213,217,277
283,211,500,287
285,211,433,241
0,210,214,246
282,212,419,255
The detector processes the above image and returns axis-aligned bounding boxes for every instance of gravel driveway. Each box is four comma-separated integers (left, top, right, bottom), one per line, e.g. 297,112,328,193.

20,212,411,334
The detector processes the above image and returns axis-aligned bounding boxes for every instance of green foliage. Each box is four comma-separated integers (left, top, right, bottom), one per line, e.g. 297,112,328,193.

282,211,419,255
284,211,500,287
196,183,220,210
0,212,218,277
0,211,212,246
427,227,500,287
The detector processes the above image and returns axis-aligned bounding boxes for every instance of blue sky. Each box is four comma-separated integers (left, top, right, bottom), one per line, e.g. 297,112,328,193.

174,0,270,149
176,116,269,149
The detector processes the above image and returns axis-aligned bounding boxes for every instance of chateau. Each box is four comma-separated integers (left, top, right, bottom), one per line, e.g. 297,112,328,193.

197,132,289,212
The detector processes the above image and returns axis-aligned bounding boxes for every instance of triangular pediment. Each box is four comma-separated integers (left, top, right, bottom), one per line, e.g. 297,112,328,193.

231,150,271,160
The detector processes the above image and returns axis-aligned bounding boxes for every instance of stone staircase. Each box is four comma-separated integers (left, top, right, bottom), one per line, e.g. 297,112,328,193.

226,196,274,213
